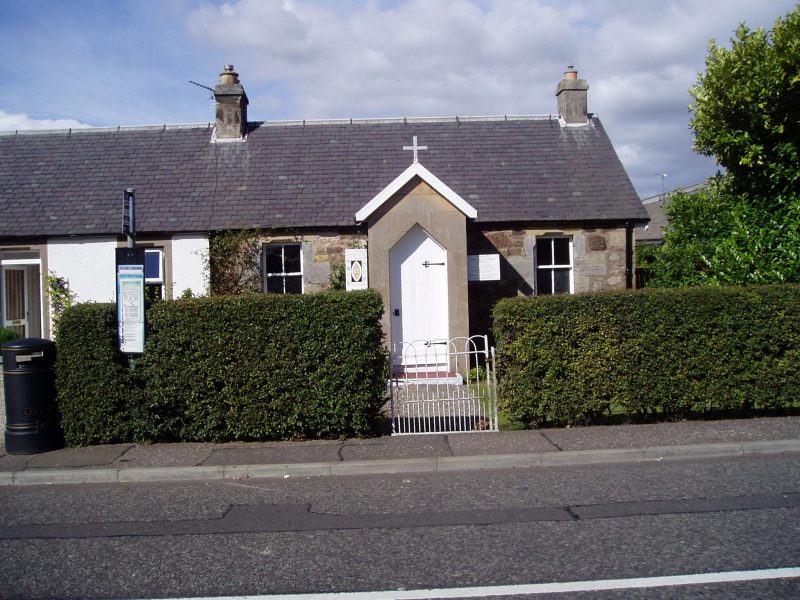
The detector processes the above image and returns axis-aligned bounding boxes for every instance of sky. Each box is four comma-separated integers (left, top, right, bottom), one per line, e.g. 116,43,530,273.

0,0,795,199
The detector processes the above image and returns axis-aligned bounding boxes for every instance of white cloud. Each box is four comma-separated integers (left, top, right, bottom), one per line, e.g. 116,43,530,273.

0,110,91,132
185,0,575,118
1,0,794,197
186,0,740,195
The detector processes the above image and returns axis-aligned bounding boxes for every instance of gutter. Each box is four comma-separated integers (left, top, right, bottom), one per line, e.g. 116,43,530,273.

625,221,633,289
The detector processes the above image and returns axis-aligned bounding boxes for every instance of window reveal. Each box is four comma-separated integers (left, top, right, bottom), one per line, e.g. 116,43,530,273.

144,248,164,300
536,237,573,295
263,244,303,294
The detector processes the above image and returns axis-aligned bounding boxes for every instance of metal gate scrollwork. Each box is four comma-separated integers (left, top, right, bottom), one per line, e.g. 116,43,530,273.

390,335,499,435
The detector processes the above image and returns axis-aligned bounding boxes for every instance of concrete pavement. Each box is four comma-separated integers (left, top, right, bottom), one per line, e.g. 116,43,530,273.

1,416,799,486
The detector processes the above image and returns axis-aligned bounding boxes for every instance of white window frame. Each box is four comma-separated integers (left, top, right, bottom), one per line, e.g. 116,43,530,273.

262,243,304,294
535,236,574,295
144,248,164,284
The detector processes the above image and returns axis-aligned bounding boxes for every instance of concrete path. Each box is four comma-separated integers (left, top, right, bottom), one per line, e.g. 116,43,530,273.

1,416,798,486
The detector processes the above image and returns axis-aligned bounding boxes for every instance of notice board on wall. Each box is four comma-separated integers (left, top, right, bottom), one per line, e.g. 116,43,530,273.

467,254,501,281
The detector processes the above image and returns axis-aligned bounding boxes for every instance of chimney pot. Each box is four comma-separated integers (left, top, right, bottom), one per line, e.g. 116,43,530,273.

564,65,578,80
219,64,240,86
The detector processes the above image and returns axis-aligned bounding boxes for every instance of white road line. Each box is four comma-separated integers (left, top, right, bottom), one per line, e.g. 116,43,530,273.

156,566,800,599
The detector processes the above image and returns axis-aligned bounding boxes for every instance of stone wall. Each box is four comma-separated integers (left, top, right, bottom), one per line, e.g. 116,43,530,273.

306,232,367,292
467,224,629,337
258,230,367,293
574,228,628,292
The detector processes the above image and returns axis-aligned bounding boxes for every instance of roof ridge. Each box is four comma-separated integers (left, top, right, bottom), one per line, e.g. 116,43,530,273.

0,114,576,137
0,123,212,137
641,181,708,204
257,114,560,127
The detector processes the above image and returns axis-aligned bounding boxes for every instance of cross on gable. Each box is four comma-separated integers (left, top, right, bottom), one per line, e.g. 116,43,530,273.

403,136,428,163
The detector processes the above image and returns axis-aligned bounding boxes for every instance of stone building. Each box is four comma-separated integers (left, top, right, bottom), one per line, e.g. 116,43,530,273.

0,65,648,348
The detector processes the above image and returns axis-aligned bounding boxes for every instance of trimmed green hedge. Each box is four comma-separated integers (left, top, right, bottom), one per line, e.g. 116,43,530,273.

56,290,388,445
493,285,800,427
55,303,147,445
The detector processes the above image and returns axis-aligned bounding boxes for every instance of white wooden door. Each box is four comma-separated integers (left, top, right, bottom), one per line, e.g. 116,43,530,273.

2,266,28,337
390,225,448,366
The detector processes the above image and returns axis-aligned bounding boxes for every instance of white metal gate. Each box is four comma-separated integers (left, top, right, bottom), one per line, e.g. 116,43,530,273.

390,335,498,435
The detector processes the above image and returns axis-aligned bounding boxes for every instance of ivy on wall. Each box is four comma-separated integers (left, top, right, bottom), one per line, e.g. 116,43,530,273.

204,229,263,296
47,271,75,337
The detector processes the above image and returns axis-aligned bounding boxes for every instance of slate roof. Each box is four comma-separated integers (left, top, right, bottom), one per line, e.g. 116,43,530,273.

637,197,669,243
0,116,648,239
637,182,706,243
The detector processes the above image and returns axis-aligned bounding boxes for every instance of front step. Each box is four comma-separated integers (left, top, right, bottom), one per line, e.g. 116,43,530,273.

391,367,463,386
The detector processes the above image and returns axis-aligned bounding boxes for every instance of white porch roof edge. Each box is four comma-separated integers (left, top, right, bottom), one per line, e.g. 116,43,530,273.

355,161,478,222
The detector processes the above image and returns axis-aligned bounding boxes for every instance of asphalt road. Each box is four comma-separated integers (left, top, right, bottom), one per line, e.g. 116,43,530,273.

0,453,798,599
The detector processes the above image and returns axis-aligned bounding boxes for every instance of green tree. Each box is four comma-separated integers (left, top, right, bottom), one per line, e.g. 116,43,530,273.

648,6,800,286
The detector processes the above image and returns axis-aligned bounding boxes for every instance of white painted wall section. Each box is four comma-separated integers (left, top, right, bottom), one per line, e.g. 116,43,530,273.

47,238,118,302
172,234,208,297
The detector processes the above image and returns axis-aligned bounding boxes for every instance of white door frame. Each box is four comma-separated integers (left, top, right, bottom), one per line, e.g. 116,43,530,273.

2,266,29,337
1,258,43,338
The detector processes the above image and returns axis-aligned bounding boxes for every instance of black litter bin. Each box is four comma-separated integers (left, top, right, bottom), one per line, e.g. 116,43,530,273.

3,338,64,454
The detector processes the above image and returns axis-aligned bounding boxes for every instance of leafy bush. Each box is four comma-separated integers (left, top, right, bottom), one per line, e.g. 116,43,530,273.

467,366,486,383
55,291,387,445
0,327,21,346
494,285,800,427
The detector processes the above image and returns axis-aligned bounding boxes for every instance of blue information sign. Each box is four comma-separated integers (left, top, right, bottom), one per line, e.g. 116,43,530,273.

116,247,145,354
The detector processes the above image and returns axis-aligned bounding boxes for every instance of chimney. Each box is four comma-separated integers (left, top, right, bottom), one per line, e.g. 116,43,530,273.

555,65,589,125
213,64,249,140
